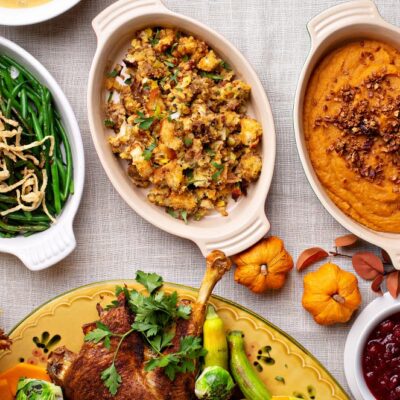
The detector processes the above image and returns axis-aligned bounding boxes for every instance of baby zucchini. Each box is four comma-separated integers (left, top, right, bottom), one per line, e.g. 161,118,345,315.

203,305,228,370
227,330,272,400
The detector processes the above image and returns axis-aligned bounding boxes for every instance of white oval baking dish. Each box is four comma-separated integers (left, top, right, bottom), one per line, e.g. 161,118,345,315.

0,37,85,271
294,0,400,270
88,0,276,257
0,0,82,26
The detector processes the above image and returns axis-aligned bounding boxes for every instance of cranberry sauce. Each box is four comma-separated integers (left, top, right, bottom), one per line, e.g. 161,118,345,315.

362,312,400,400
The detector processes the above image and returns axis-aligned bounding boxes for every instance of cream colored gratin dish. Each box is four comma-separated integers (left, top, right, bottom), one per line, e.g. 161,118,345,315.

88,0,276,257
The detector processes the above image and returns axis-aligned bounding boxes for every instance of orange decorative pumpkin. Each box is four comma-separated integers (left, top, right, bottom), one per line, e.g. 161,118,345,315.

232,236,294,293
302,262,362,325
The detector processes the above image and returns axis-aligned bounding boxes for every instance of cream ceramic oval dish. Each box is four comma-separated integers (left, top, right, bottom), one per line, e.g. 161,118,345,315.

0,37,85,271
87,0,276,257
294,0,400,270
0,0,82,26
0,280,350,399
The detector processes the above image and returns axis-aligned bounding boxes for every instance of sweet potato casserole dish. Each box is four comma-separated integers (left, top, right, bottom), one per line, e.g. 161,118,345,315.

104,27,263,222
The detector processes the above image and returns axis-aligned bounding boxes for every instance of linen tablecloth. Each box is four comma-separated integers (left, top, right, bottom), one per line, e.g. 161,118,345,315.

0,1,398,398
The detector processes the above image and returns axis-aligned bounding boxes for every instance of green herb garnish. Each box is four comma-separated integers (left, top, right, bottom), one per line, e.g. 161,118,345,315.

142,142,157,161
145,336,206,381
150,29,160,46
211,162,224,181
124,77,132,85
85,271,198,395
107,69,118,78
104,119,115,128
200,72,224,81
183,136,193,147
220,60,232,70
134,111,155,130
170,69,179,84
164,60,175,68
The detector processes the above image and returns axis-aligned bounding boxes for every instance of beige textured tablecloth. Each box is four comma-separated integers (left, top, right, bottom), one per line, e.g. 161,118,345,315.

0,1,398,398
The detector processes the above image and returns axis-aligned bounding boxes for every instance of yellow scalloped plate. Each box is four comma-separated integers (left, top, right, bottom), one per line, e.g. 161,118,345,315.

0,280,349,399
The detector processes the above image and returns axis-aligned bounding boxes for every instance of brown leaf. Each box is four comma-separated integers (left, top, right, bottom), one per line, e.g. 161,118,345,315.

335,233,358,248
296,247,329,271
0,329,11,351
381,249,392,264
352,252,384,280
371,274,384,295
387,271,400,299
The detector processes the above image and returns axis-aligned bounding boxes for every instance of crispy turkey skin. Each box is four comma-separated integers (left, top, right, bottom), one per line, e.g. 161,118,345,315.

48,251,231,400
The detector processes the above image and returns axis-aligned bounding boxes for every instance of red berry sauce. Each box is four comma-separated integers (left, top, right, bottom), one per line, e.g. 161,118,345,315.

362,312,400,400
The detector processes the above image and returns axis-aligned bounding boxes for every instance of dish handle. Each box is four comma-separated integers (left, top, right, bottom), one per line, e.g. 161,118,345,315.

92,0,169,40
194,212,270,257
307,0,384,48
11,221,76,271
386,248,400,271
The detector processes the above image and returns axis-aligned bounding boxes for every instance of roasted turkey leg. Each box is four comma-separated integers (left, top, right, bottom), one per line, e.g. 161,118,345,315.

48,251,231,400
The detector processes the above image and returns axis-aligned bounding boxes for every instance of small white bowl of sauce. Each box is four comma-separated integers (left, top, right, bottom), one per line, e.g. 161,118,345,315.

0,0,81,26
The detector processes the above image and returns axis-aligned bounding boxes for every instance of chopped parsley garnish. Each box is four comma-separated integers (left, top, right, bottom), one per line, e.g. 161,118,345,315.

220,60,232,70
170,69,179,84
164,60,176,68
104,119,115,128
205,145,216,157
182,55,190,62
183,136,193,147
107,91,113,103
167,208,189,224
124,77,132,85
134,111,155,130
107,69,118,78
211,162,224,181
150,29,160,46
145,336,206,381
200,71,224,81
142,142,157,160
84,271,199,395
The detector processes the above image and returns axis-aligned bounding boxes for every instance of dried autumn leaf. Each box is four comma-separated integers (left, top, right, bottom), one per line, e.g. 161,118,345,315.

0,329,11,351
381,249,392,264
296,247,329,271
387,271,400,299
352,252,384,280
371,274,384,295
335,234,358,248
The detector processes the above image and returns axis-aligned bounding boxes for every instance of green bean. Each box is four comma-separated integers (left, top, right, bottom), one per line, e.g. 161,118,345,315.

55,118,73,198
7,213,50,223
20,88,27,119
0,219,49,233
0,194,17,204
30,110,43,141
0,55,42,91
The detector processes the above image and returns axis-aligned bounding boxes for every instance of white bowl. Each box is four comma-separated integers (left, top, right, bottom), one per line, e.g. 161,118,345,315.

344,292,400,399
87,0,276,257
293,0,400,270
0,37,85,270
0,0,81,26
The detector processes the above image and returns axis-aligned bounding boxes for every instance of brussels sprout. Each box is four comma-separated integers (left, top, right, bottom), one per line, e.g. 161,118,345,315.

16,378,64,400
195,366,235,400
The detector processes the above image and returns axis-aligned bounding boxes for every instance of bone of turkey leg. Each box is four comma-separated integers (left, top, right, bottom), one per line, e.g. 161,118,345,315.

47,251,231,400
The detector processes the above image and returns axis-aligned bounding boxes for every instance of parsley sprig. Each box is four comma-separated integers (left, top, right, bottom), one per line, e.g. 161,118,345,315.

84,271,202,396
145,336,206,380
134,111,155,130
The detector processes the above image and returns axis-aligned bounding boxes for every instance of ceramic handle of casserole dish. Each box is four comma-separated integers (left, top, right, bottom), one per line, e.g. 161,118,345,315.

194,213,270,257
387,249,400,271
92,0,169,40
12,222,76,271
307,0,383,47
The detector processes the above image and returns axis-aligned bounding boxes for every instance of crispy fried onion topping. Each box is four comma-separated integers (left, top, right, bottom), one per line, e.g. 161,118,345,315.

0,113,55,222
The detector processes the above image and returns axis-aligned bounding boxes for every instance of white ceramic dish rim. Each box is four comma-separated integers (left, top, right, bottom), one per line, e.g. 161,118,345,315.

0,36,85,271
87,0,276,257
344,292,400,400
0,0,82,26
293,0,400,270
